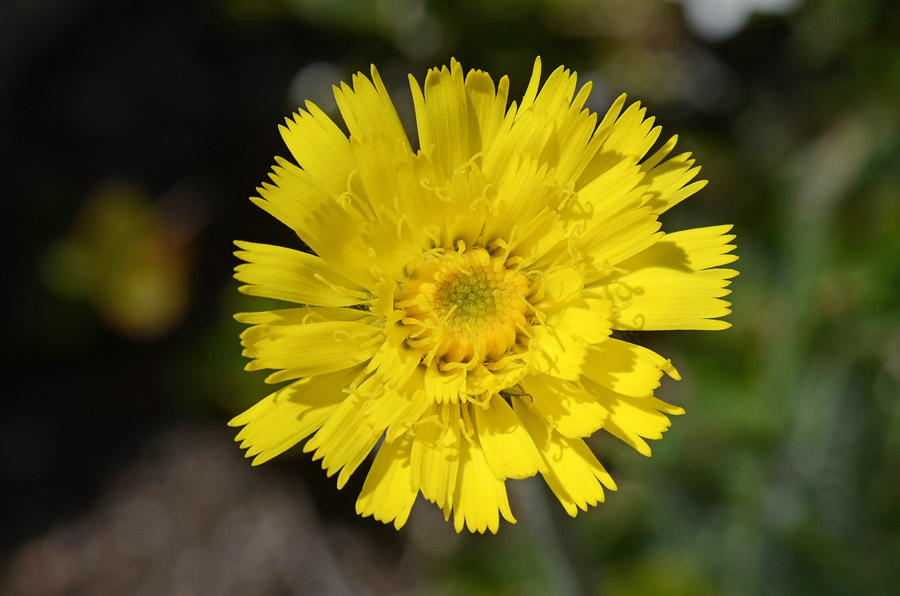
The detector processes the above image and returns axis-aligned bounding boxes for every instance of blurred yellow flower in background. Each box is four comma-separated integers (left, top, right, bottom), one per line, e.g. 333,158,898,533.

230,58,737,533
42,182,196,340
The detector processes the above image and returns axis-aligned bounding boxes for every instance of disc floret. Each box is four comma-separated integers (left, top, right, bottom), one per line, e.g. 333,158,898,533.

397,245,530,365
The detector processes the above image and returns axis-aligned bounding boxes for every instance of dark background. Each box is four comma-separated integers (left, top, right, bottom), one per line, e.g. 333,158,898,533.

3,0,900,594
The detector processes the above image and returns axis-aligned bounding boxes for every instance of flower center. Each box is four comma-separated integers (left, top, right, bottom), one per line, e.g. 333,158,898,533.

397,246,530,365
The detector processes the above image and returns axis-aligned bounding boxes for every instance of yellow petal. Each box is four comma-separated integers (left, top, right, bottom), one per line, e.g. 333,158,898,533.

356,432,418,530
528,324,587,381
604,269,736,330
521,62,578,122
411,402,461,508
303,391,381,489
252,159,373,286
409,58,469,178
349,134,426,225
584,378,684,456
358,363,431,443
483,158,556,247
235,305,372,326
574,158,645,220
402,152,491,250
517,56,543,116
473,397,546,480
451,437,516,533
441,163,492,246
230,365,365,465
551,85,600,185
425,363,466,404
582,338,679,398
604,101,660,161
527,300,610,379
239,309,382,379
464,68,509,154
481,104,553,182
507,208,569,270
640,135,707,214
591,226,738,330
578,100,661,185
553,298,613,345
644,225,739,270
465,361,528,396
574,93,627,189
535,264,584,308
514,399,617,517
520,374,609,438
579,201,663,280
333,65,410,154
484,59,584,184
279,102,355,197
573,157,661,278
234,241,368,306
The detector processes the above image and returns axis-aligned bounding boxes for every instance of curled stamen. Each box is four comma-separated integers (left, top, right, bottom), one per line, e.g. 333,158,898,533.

453,151,483,177
345,169,376,220
367,248,385,280
556,187,577,211
400,314,435,329
505,256,525,272
419,178,451,202
414,414,442,429
507,224,519,248
459,405,476,447
355,333,384,351
394,297,419,309
337,192,354,211
337,183,375,224
441,341,483,372
485,352,520,370
518,293,546,324
467,195,491,212
423,226,443,248
300,312,316,325
487,237,511,261
441,303,458,322
405,329,433,344
332,329,353,343
525,270,546,303
500,385,530,397
514,320,535,340
349,367,372,391
422,334,444,367
312,273,371,301
468,391,492,408
452,260,474,276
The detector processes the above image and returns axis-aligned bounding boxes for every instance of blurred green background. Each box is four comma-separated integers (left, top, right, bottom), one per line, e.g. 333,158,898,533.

3,0,900,594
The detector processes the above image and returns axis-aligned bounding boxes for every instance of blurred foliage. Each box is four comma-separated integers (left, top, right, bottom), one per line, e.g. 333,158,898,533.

3,0,900,594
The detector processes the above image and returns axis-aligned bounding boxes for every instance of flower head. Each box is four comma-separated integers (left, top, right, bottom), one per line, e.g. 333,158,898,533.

231,58,738,533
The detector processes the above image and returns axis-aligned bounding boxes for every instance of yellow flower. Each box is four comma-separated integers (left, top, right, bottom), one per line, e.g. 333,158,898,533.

230,58,738,533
